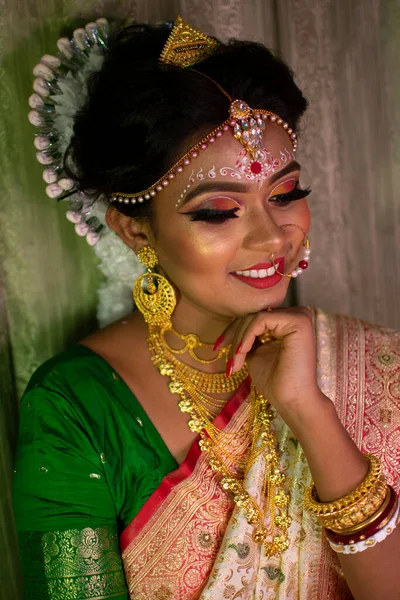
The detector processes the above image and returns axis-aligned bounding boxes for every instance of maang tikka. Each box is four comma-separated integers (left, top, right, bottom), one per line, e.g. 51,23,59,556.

110,17,298,206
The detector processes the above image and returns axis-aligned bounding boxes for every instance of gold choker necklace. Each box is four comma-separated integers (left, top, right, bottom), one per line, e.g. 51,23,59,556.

161,325,230,364
147,323,291,557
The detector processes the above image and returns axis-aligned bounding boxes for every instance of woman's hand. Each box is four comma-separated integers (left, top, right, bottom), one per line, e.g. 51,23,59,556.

221,306,322,414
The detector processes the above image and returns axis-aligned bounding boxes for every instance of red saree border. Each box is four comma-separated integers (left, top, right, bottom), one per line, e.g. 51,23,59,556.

120,375,251,551
118,309,400,599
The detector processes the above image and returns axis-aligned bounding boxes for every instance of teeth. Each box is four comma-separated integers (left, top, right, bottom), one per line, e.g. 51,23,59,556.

235,266,276,278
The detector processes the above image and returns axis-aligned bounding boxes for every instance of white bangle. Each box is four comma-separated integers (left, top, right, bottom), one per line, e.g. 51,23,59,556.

328,497,400,554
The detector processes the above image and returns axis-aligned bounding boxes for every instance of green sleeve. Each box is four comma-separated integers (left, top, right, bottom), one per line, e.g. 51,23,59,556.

13,384,128,600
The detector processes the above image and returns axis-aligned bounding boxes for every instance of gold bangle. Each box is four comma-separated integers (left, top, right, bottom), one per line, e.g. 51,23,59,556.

321,476,387,531
304,454,383,519
324,480,389,533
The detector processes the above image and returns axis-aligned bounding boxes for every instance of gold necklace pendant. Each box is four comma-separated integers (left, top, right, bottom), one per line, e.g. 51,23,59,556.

148,325,247,394
199,387,291,558
161,325,230,364
147,324,291,558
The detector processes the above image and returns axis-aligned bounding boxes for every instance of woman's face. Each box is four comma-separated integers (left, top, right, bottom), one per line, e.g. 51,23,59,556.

148,122,311,319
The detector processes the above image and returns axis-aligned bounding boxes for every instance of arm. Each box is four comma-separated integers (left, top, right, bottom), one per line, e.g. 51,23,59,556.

227,306,400,600
13,385,128,600
281,392,400,600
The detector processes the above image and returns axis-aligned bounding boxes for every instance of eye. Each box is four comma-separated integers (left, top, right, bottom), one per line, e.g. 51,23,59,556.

269,182,312,206
184,208,240,223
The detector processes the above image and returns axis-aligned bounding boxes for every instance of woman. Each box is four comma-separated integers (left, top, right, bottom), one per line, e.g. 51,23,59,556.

14,17,400,600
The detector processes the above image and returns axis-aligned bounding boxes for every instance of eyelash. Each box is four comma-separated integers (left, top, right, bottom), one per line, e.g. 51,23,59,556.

188,208,239,223
186,184,312,223
271,184,312,205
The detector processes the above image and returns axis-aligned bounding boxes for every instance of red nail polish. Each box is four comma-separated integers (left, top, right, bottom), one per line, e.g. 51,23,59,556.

213,334,224,352
226,358,234,378
235,342,242,355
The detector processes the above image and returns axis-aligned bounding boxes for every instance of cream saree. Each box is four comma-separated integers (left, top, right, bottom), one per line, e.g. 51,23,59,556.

121,308,400,599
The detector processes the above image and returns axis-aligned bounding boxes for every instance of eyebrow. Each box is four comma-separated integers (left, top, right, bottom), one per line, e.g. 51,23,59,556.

179,161,301,207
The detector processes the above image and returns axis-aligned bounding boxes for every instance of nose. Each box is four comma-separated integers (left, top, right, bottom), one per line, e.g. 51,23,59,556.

243,208,289,257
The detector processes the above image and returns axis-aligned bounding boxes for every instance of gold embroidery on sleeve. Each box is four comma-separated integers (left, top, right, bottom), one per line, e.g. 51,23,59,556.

38,526,127,599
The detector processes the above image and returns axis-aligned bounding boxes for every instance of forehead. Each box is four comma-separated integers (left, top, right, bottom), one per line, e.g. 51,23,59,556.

156,121,296,207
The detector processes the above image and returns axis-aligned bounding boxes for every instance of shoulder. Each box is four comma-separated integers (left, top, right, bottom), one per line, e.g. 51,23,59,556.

26,310,146,397
20,345,120,435
313,307,400,359
313,306,399,403
27,344,106,388
25,344,116,402
314,307,400,488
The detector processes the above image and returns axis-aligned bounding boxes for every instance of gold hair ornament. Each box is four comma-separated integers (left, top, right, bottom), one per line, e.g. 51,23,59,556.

110,17,298,206
160,16,220,67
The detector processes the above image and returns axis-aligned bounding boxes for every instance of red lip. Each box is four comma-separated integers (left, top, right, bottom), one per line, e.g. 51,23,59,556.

230,258,285,289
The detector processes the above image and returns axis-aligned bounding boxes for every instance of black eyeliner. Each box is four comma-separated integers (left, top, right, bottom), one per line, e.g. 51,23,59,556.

180,184,312,223
271,186,311,203
185,208,240,222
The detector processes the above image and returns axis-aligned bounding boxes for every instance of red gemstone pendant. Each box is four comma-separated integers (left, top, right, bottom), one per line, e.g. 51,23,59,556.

250,161,262,174
299,260,308,269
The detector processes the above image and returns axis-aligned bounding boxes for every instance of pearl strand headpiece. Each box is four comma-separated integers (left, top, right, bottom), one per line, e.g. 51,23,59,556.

110,17,298,206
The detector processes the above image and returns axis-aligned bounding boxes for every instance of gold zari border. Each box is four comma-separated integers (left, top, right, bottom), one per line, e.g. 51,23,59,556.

20,525,127,599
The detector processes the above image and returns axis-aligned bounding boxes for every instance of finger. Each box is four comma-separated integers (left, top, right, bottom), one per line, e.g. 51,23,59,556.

226,314,255,377
231,312,277,374
238,307,313,360
231,307,274,356
213,317,241,351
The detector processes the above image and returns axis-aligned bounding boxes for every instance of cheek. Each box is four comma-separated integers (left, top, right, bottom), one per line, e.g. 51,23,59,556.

285,199,311,231
156,218,240,276
299,200,311,228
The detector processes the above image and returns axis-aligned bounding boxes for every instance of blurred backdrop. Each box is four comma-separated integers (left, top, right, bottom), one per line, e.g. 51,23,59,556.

1,1,399,597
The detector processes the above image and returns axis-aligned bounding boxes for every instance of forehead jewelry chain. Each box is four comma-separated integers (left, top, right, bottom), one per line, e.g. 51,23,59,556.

110,16,297,206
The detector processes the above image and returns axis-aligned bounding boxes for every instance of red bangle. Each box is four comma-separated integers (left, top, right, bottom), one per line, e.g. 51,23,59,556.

326,486,398,546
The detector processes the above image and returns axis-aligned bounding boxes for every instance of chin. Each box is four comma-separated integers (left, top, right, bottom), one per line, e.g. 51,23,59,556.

223,296,286,318
240,287,289,311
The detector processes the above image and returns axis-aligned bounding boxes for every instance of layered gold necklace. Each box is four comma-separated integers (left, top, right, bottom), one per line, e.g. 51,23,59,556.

147,323,291,557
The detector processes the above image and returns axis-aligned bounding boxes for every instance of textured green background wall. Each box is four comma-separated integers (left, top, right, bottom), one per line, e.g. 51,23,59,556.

1,1,399,597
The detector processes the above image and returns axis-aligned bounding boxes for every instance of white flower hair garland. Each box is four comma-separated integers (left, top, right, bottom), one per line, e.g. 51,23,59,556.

28,19,145,326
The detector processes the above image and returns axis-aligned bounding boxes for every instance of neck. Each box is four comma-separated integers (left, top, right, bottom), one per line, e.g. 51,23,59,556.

171,296,234,343
164,297,235,375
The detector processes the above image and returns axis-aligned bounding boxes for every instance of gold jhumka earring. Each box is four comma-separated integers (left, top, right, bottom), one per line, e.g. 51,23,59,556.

133,246,176,328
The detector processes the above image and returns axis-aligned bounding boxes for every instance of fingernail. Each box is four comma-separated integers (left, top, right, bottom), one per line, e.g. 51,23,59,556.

235,342,242,355
226,358,234,378
213,334,224,352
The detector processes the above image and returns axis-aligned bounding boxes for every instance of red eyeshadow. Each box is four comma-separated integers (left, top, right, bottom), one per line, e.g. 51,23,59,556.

270,178,297,196
200,197,241,210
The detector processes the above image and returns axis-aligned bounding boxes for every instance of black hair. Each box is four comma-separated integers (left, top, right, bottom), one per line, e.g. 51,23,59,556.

66,22,308,219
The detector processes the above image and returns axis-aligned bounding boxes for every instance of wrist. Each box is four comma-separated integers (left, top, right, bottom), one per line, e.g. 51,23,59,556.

278,390,335,439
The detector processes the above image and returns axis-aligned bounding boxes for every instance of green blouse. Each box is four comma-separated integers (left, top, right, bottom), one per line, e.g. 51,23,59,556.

13,345,178,600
